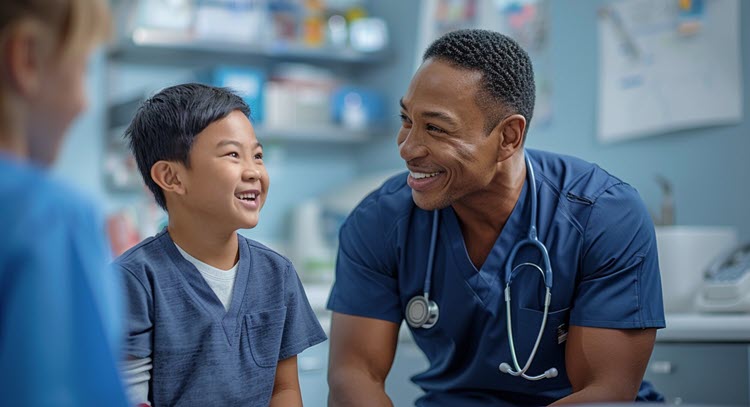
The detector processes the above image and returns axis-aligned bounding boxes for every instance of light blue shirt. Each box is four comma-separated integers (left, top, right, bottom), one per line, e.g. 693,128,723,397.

0,155,128,406
328,149,666,406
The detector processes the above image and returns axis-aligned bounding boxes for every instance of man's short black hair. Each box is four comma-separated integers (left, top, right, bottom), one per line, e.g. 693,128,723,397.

423,29,535,135
124,83,250,210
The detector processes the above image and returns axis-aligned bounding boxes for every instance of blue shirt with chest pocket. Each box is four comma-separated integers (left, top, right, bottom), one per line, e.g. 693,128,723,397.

116,230,326,406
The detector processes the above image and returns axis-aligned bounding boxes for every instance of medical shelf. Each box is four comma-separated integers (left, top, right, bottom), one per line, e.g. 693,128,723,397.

108,28,390,66
257,126,381,144
107,124,379,145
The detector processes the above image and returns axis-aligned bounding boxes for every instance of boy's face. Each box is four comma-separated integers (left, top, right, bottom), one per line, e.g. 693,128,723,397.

178,110,269,231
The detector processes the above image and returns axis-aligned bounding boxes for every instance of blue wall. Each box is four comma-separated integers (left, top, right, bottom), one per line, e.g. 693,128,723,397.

55,0,749,244
359,0,750,241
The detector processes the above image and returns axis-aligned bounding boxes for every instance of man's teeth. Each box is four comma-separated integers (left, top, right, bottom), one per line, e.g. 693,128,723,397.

236,192,258,200
410,171,441,180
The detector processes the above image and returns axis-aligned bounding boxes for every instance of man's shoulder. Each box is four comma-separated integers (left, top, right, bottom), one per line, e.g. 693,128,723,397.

529,149,627,202
351,171,414,220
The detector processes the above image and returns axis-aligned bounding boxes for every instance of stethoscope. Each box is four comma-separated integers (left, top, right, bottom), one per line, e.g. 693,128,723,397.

405,154,559,381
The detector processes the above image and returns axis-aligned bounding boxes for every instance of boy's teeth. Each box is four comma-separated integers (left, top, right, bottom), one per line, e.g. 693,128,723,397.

410,171,440,180
237,193,258,200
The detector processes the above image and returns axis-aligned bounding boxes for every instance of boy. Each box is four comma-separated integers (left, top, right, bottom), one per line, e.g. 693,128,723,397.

117,83,326,406
0,0,129,405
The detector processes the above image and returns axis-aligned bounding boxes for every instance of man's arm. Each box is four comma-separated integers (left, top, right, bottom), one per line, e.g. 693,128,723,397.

328,313,400,407
270,356,302,407
551,326,656,405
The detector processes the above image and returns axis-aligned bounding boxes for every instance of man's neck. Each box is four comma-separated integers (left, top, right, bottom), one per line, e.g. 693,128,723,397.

167,215,239,270
451,152,527,268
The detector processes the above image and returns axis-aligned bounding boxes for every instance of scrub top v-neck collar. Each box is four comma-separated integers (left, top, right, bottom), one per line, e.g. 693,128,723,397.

160,230,251,346
442,176,532,310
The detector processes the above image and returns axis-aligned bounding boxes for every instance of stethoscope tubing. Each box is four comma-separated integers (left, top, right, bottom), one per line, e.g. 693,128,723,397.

408,152,557,381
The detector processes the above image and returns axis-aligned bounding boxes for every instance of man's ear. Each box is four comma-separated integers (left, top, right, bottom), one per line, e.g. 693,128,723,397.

493,114,526,162
1,19,49,98
150,161,186,195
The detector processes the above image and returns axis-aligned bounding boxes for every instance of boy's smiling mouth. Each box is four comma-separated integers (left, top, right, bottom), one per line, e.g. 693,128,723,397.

235,191,258,201
235,190,261,209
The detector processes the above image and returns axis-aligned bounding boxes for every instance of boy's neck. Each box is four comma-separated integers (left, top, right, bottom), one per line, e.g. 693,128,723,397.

167,218,240,271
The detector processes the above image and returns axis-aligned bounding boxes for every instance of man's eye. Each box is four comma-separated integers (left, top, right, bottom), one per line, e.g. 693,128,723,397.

427,124,445,133
399,114,412,125
227,152,239,158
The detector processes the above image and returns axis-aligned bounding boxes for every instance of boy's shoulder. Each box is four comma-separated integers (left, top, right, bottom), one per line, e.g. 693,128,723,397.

239,234,293,270
112,230,171,275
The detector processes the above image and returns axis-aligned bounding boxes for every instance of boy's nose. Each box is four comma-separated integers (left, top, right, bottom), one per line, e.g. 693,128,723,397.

242,166,262,181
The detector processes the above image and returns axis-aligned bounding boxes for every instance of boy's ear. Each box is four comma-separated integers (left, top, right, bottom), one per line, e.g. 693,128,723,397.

493,114,526,162
2,19,49,98
150,161,186,195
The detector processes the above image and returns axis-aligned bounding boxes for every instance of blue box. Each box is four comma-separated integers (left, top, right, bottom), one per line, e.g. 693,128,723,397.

204,66,266,124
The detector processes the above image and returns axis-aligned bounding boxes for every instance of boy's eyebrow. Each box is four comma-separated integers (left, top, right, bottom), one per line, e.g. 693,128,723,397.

216,140,263,149
399,97,459,127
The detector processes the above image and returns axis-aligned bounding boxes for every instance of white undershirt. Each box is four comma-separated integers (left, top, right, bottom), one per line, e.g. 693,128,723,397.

124,242,239,406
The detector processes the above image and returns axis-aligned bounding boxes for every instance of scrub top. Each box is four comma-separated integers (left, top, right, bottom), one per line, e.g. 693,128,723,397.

0,155,129,406
327,149,665,406
116,230,327,406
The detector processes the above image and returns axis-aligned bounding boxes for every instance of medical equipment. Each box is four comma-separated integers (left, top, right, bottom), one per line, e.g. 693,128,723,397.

405,209,440,329
405,154,559,381
695,243,750,313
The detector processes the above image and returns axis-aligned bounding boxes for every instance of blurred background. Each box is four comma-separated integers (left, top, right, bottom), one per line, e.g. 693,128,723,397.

54,0,749,405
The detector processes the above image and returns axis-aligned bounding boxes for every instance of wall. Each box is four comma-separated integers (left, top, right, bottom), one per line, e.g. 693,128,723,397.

55,0,749,245
358,0,750,241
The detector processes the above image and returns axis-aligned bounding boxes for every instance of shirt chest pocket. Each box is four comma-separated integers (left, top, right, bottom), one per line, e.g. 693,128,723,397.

245,307,287,368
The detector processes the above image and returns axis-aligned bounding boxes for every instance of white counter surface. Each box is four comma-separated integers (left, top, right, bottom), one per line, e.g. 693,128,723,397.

304,282,750,343
658,313,750,342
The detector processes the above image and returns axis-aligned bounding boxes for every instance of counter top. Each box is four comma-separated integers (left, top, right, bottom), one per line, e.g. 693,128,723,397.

303,282,750,343
658,313,750,342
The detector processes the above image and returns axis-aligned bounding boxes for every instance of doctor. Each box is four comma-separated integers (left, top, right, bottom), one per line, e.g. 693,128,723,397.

327,29,665,406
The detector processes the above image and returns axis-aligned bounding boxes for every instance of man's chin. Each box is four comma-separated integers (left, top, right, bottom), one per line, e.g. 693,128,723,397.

412,192,449,211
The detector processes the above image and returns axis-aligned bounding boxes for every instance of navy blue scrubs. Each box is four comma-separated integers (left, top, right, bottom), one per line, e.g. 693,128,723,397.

328,149,665,406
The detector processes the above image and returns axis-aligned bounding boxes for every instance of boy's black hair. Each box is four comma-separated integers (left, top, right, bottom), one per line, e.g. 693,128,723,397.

423,29,535,135
124,83,250,211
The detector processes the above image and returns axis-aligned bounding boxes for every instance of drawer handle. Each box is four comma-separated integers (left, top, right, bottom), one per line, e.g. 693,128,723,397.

649,360,673,374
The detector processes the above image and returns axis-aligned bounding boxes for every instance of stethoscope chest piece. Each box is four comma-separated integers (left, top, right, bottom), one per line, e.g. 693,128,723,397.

406,295,439,329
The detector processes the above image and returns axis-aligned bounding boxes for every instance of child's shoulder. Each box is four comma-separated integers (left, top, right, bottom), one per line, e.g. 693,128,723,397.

239,235,293,270
112,229,171,274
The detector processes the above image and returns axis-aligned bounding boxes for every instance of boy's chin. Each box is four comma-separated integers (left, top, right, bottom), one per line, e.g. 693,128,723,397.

236,218,259,230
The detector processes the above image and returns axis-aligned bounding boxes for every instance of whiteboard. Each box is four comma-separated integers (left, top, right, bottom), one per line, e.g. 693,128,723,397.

597,0,742,142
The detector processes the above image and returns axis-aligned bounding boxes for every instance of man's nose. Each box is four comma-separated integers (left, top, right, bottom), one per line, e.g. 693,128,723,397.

398,127,428,163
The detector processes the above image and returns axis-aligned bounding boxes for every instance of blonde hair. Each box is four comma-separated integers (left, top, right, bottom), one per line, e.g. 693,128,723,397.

0,0,112,60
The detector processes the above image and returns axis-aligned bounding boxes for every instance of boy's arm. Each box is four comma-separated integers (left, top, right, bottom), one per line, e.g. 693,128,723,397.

122,356,152,406
269,356,302,407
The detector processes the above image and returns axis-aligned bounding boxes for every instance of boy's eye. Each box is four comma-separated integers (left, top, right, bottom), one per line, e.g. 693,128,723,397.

254,152,264,160
226,152,239,158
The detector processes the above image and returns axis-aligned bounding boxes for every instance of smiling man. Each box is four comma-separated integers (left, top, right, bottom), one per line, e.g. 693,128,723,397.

326,29,665,407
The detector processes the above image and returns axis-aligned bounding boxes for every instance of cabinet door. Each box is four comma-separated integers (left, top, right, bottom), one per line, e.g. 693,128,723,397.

645,343,749,405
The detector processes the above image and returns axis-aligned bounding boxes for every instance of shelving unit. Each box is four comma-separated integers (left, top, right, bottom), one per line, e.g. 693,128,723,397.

109,28,390,65
102,1,398,246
